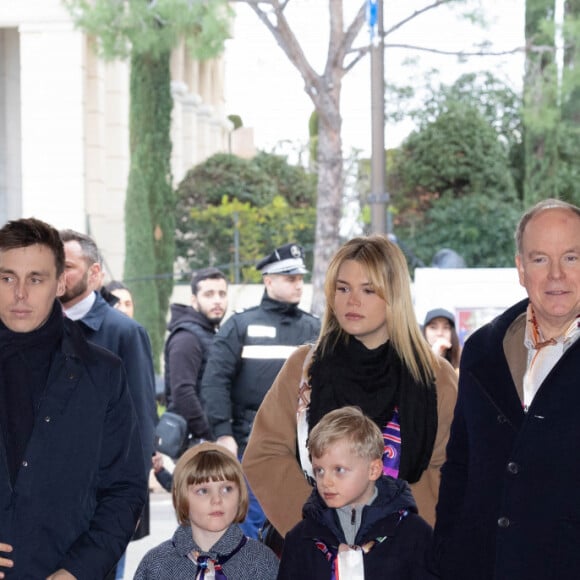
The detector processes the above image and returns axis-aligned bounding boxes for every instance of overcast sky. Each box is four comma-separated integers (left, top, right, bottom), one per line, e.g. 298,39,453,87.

224,0,525,156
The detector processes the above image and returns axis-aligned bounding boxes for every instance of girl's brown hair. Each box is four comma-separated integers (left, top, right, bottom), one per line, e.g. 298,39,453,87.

172,443,249,526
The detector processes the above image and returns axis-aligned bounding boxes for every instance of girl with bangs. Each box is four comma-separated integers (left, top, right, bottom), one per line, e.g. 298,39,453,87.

135,442,278,579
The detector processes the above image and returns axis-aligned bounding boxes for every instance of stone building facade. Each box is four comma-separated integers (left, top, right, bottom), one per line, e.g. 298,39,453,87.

0,0,250,278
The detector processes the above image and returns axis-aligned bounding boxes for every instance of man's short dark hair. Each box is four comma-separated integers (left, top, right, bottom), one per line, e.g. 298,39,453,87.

59,229,101,265
191,267,228,295
105,280,129,293
0,217,65,276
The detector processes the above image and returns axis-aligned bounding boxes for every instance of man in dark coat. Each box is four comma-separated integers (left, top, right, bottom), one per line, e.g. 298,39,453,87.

434,199,580,579
59,230,157,578
201,243,320,538
0,218,146,579
164,267,228,443
59,230,157,473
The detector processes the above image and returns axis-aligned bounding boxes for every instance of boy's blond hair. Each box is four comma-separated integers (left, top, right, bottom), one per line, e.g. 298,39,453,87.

308,407,384,462
172,442,249,526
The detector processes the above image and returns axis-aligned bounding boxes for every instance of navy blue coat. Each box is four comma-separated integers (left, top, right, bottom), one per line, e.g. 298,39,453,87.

435,299,580,579
0,317,147,579
77,292,157,470
278,476,436,580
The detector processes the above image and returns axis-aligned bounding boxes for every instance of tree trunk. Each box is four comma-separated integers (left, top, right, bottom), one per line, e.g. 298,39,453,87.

311,87,344,315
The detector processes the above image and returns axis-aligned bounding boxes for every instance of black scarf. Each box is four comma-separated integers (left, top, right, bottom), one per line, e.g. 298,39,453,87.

308,336,437,483
0,300,64,485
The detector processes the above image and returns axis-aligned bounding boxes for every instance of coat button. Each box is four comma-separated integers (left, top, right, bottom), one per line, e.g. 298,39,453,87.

507,461,519,474
21,460,28,468
44,416,51,423
498,517,510,528
497,414,507,424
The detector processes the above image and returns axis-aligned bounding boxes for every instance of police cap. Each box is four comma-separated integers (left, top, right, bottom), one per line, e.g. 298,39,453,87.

256,243,308,275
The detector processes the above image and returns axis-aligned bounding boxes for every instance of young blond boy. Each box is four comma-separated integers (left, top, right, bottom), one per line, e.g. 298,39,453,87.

278,406,436,579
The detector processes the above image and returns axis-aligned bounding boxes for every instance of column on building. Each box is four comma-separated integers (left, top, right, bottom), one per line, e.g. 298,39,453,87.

0,27,22,223
18,21,86,229
86,47,130,281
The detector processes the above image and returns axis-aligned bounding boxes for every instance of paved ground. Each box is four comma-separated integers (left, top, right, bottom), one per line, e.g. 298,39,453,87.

124,489,177,578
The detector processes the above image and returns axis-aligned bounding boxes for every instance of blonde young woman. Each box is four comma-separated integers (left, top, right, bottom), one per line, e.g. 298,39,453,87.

242,235,458,538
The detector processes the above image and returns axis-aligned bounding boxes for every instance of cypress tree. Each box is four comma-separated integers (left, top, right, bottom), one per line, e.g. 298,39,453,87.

124,52,173,368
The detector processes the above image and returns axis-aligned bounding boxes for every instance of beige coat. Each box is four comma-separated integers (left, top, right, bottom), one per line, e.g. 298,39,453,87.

242,344,458,536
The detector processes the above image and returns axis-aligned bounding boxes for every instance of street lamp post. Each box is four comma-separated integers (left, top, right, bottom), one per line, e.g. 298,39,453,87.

368,0,390,235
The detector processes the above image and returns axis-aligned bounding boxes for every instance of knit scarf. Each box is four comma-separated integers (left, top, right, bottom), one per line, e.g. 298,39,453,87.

308,337,437,483
0,300,64,485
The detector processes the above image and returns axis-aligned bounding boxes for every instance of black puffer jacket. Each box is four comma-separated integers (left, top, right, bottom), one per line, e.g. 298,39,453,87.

164,304,216,440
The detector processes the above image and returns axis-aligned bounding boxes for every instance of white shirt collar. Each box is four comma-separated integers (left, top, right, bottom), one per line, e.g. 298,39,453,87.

63,291,96,321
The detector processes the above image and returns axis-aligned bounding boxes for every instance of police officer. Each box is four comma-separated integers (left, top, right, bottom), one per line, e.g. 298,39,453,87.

200,243,320,538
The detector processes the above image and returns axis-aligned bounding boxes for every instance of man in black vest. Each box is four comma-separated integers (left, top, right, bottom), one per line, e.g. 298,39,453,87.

164,267,228,445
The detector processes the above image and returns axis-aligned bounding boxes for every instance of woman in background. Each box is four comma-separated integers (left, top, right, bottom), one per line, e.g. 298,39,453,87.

422,308,462,371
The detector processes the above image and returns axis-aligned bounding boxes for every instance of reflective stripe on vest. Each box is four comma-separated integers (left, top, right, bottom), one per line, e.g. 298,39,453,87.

241,345,298,359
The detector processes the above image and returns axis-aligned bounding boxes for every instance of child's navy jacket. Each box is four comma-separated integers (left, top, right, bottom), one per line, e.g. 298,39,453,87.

278,475,437,580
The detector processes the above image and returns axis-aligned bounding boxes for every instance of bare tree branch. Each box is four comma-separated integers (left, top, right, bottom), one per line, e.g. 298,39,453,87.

343,46,370,74
336,2,367,66
382,42,563,57
343,40,562,70
242,0,322,97
385,0,458,37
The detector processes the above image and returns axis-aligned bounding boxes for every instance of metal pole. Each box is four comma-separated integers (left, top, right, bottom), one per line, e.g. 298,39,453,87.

233,211,240,284
369,0,390,234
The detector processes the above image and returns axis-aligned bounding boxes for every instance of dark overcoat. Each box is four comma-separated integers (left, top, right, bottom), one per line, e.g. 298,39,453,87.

78,292,157,469
435,298,580,579
0,318,146,579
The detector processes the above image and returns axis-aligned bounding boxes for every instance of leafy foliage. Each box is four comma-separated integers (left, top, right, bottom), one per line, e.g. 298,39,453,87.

389,72,522,150
522,0,580,204
386,72,524,195
176,153,279,209
64,0,232,60
382,94,519,270
395,102,516,207
175,152,317,280
251,151,317,207
228,114,243,130
398,194,523,268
